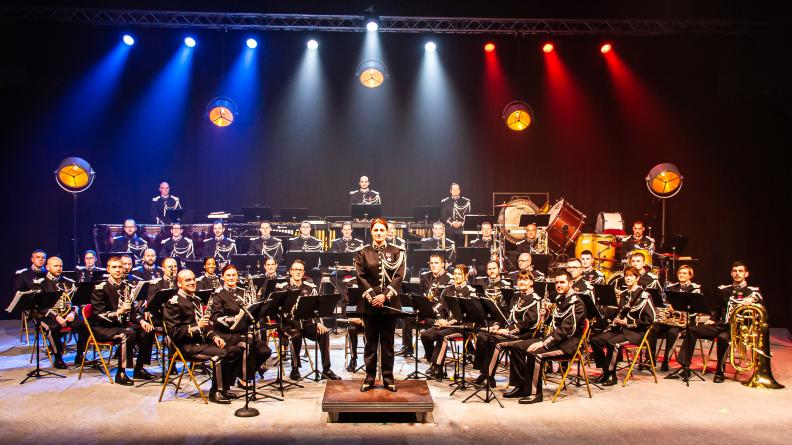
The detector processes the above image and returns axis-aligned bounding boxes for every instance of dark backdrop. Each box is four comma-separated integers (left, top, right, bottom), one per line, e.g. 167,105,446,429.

1,17,789,328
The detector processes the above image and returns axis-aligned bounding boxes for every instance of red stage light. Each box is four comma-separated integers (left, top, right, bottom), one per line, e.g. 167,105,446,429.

484,42,496,53
600,43,612,54
542,43,554,53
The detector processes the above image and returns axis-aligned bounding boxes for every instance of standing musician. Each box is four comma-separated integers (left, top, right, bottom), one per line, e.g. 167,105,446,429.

196,257,221,291
355,219,406,392
32,256,85,369
509,253,545,283
76,250,106,283
470,221,495,250
514,223,543,255
473,270,542,388
210,265,271,385
349,175,381,205
620,220,655,259
202,222,237,268
132,248,163,281
579,250,606,284
150,181,182,225
499,270,586,403
590,266,656,386
15,249,47,293
110,219,148,261
163,269,242,404
248,221,284,263
89,256,156,385
424,264,474,379
652,264,701,371
474,260,512,312
421,221,456,262
440,183,471,246
277,259,341,382
672,261,762,383
120,254,143,282
159,223,195,260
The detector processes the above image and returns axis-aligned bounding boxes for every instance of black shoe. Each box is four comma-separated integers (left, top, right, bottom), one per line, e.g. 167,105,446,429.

385,383,397,392
258,364,268,379
323,369,342,380
346,358,357,373
713,373,724,383
665,368,682,380
502,387,526,398
115,372,134,386
133,369,157,380
220,390,240,399
602,373,618,386
518,394,543,404
290,368,301,381
473,374,487,385
660,362,669,372
487,377,497,388
209,391,231,404
591,372,609,384
360,381,374,392
53,357,68,370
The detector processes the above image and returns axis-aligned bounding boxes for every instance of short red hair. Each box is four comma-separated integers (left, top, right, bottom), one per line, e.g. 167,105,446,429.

370,218,389,231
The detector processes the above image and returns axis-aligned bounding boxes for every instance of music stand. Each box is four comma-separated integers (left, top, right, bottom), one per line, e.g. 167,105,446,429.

321,252,356,269
260,290,303,396
456,247,490,274
342,287,367,373
292,293,341,381
518,214,552,228
279,208,308,223
73,282,96,306
412,206,440,223
447,295,482,395
410,249,451,271
242,207,274,222
402,294,437,380
462,296,508,407
195,289,213,306
164,208,184,223
16,291,66,383
283,251,321,272
351,204,381,220
138,287,178,388
181,260,204,276
99,252,130,268
646,288,666,308
232,254,266,274
664,290,709,385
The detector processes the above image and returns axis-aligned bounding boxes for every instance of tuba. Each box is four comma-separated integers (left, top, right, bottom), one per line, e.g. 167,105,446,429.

729,303,784,389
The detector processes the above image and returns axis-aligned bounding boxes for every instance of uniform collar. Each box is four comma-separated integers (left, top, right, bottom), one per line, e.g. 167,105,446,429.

373,241,387,251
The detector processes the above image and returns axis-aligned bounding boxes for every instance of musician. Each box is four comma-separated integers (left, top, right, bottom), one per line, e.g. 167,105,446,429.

473,270,542,388
331,222,364,252
278,260,340,381
75,250,106,283
420,221,456,262
386,226,406,249
248,221,284,263
579,250,606,284
120,254,143,282
110,219,148,260
132,248,163,281
355,219,405,392
402,254,452,358
287,221,323,284
210,264,271,385
150,181,182,225
196,257,221,291
474,260,512,312
440,183,471,245
653,265,701,371
202,222,237,268
590,266,656,386
163,269,242,403
499,270,586,403
14,249,47,293
673,261,761,383
159,223,195,260
514,223,543,255
425,264,474,379
32,256,85,369
349,175,381,205
630,252,663,298
144,257,178,327
89,256,156,385
620,220,655,258
567,258,595,304
470,221,495,250
509,253,545,283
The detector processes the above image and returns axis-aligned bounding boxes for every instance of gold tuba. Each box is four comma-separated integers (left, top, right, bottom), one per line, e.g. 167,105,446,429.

729,303,784,389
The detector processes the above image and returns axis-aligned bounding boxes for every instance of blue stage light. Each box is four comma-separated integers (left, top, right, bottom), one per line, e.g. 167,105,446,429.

184,37,196,48
246,38,258,49
123,35,135,46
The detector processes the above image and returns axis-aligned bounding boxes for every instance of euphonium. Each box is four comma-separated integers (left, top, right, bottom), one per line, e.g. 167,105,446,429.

54,285,76,317
729,303,784,389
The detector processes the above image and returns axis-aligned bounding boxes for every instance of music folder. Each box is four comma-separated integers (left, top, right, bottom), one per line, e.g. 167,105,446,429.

666,290,709,314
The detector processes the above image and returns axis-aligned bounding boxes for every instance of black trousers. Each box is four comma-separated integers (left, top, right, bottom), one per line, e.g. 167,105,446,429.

590,328,646,373
473,331,517,374
347,323,363,360
401,318,416,351
217,332,272,381
362,313,397,385
677,324,729,373
287,324,332,371
421,326,461,364
40,315,86,359
180,342,243,391
650,323,682,365
92,324,154,371
503,339,567,395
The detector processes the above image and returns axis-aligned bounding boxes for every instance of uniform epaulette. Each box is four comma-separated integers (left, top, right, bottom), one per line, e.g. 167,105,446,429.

305,281,317,288
161,237,172,243
645,236,656,242
152,196,160,202
691,283,702,289
112,235,124,240
349,190,357,194
393,243,406,251
150,277,163,284
62,276,75,283
287,236,299,241
371,190,380,194
15,268,28,274
354,238,364,244
275,282,288,289
33,277,44,284
213,287,223,293
466,285,476,292
420,270,431,276
227,238,236,243
173,196,180,201
250,236,260,241
167,294,179,304
95,282,106,289
748,286,760,292
718,284,730,289
441,197,450,202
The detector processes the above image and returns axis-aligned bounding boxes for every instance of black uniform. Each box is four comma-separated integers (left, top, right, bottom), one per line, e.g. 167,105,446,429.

202,236,238,268
676,283,762,376
110,234,148,260
330,237,364,253
159,236,195,260
581,269,606,285
329,237,364,307
509,268,545,284
620,235,655,259
132,264,163,282
349,188,381,205
386,236,406,250
276,280,334,375
150,194,182,225
210,286,271,381
651,282,701,368
514,238,543,255
470,237,493,250
287,235,323,284
196,273,221,292
475,277,513,312
75,265,106,283
440,196,471,243
247,236,284,262
402,271,452,354
638,270,665,302
420,236,456,263
32,274,87,363
14,266,46,292
354,242,406,386
426,284,475,368
162,290,242,393
144,275,176,326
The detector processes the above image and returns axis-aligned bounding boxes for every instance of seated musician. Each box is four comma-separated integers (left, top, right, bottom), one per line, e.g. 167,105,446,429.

672,261,761,383
590,266,656,386
110,219,148,261
473,270,541,388
499,270,586,403
132,248,163,281
567,258,595,307
652,265,701,371
514,223,542,255
403,254,452,359
579,250,606,284
509,253,545,283
76,250,106,283
211,264,272,386
159,223,195,260
349,175,381,205
150,181,182,225
202,222,237,268
14,249,47,293
629,252,664,299
385,225,406,249
144,257,178,325
330,222,364,313
32,256,85,369
420,221,456,263
163,269,242,404
196,257,221,291
248,221,284,263
287,221,323,284
474,260,512,312
620,220,655,259
120,254,142,282
425,264,474,379
470,221,495,250
89,256,156,385
277,259,341,381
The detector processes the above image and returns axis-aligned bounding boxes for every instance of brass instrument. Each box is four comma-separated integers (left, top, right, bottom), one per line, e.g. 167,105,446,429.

197,294,213,341
119,281,144,324
656,306,689,328
729,303,784,389
54,285,77,317
535,229,549,255
532,294,556,337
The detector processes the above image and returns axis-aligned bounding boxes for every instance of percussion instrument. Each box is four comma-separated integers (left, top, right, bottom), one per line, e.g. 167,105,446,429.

574,233,618,272
596,212,625,234
497,197,540,244
546,199,585,253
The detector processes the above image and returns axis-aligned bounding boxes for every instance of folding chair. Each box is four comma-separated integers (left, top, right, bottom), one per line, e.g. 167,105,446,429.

158,330,210,404
78,304,117,384
621,326,658,386
546,319,593,403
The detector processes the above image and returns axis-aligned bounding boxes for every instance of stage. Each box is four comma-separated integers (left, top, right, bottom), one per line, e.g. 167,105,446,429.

0,321,790,444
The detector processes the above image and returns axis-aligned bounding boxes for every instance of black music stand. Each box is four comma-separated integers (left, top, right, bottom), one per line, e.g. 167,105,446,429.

232,254,266,274
260,290,303,396
164,208,184,223
448,295,483,395
279,208,308,223
413,206,440,223
518,214,552,228
235,298,283,418
138,287,178,388
195,289,213,306
463,297,508,407
456,247,490,275
664,290,709,385
594,284,619,320
343,287,367,373
283,251,321,273
351,204,381,221
99,252,130,268
463,215,494,232
410,249,450,271
242,207,274,222
292,293,341,381
401,294,437,380
15,291,66,383
321,252,356,268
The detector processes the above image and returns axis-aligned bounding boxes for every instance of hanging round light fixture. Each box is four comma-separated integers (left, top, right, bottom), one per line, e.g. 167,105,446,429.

206,97,238,127
355,59,389,89
55,157,95,193
502,101,535,131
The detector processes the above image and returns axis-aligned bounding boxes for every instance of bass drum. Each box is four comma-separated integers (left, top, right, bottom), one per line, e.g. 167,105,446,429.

595,212,625,234
575,233,618,272
498,198,540,244
546,199,586,253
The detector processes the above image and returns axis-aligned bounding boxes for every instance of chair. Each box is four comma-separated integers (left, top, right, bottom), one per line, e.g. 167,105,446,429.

158,329,209,404
78,304,117,384
546,319,593,403
621,326,658,386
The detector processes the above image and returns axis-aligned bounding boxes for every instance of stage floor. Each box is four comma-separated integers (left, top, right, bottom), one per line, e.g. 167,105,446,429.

1,320,790,445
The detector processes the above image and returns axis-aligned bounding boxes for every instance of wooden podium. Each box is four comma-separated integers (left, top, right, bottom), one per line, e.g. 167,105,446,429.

322,380,434,423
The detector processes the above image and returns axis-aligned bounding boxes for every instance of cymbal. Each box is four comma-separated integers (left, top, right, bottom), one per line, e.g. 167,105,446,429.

597,240,620,246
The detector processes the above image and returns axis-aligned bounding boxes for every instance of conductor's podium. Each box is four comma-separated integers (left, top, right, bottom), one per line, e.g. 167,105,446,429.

322,380,434,423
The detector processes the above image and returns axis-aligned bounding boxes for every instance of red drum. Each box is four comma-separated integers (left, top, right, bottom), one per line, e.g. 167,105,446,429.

546,199,586,253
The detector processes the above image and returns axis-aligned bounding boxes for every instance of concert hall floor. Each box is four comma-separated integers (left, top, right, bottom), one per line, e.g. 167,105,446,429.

1,321,790,445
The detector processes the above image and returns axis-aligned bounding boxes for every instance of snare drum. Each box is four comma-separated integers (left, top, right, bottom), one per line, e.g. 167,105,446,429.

596,212,625,234
546,199,586,253
575,233,618,272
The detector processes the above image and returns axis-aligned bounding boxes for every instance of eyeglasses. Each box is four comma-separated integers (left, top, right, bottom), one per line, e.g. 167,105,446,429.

290,268,305,272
